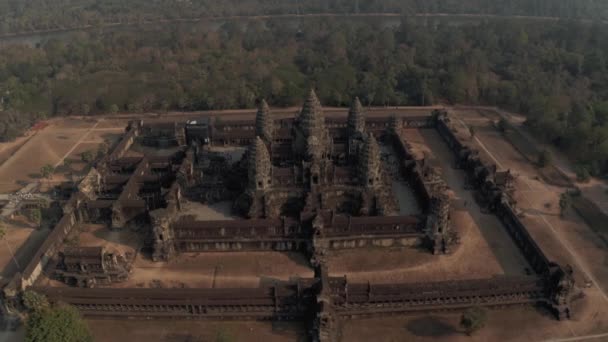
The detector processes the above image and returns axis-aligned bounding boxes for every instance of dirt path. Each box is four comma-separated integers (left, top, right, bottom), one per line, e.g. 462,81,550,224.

52,119,101,168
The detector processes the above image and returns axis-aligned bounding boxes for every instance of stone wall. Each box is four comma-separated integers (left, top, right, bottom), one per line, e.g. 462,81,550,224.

435,114,576,318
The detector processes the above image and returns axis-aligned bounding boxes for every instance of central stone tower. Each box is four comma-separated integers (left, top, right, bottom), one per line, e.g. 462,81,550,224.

294,89,331,162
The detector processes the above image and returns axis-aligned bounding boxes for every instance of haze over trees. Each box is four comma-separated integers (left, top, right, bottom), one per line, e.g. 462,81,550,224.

1,0,608,35
1,13,608,174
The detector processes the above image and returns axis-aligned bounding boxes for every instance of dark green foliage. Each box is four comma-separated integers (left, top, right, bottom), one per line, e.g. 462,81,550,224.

538,150,552,168
0,110,42,142
468,126,476,139
575,165,592,183
0,16,607,173
26,207,42,226
460,307,487,335
40,164,54,179
497,118,508,133
25,304,92,342
80,150,94,163
63,159,73,169
22,290,50,312
96,142,109,159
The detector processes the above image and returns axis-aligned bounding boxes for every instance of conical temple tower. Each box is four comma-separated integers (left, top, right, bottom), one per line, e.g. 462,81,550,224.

255,99,273,142
248,136,272,191
299,89,326,139
295,89,331,162
347,97,365,136
359,134,381,188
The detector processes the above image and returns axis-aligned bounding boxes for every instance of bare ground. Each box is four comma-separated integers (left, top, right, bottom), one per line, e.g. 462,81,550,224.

87,319,306,342
340,291,608,342
179,200,238,221
450,109,608,342
328,128,530,283
0,222,50,285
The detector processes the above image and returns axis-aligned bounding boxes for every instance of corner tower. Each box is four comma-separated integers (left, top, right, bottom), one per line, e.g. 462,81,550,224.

248,136,272,191
255,99,273,142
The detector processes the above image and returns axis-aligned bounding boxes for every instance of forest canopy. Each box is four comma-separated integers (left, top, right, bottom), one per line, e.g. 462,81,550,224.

1,17,608,173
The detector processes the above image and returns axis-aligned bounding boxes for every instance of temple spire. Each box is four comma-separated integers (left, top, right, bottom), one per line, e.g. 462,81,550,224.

299,88,325,138
248,136,271,191
347,97,365,135
359,134,381,188
255,99,273,142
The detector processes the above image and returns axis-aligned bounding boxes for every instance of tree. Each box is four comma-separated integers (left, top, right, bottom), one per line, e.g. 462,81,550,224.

469,126,476,139
23,290,50,312
80,150,94,163
497,118,508,133
460,307,487,335
559,192,572,217
25,304,92,342
81,103,90,115
40,164,54,180
63,159,73,170
96,142,109,159
29,207,42,226
538,150,553,168
575,165,591,182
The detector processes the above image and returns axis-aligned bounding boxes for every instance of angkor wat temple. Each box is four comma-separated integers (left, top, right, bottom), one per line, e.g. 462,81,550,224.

149,89,455,265
1,89,578,342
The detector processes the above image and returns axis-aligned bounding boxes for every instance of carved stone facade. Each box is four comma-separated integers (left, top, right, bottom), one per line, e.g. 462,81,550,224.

5,102,581,333
549,265,577,320
240,90,397,219
347,97,365,136
359,134,382,189
151,209,177,261
294,89,331,161
426,192,452,254
248,136,272,192
55,247,131,288
255,99,273,142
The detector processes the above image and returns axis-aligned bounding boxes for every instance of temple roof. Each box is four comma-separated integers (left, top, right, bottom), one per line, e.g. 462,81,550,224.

347,97,365,135
250,136,271,171
299,89,325,138
255,99,273,141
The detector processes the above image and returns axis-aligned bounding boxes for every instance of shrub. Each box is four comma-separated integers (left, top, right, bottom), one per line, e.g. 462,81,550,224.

460,307,487,335
25,304,92,342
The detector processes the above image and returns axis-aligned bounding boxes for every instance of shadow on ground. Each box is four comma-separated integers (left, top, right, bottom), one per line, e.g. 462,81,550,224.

406,316,458,337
